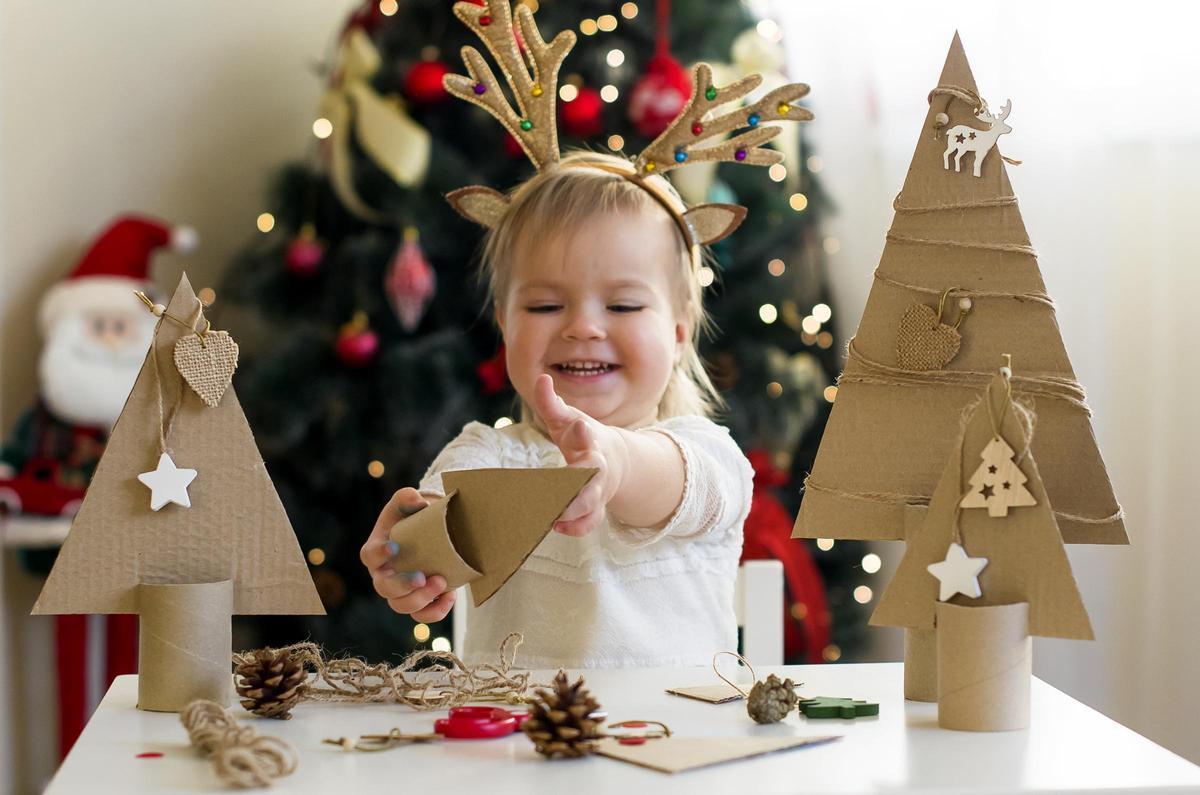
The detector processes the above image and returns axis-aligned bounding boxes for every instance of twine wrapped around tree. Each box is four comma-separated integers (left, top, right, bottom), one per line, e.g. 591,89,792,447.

181,700,298,789
233,632,532,717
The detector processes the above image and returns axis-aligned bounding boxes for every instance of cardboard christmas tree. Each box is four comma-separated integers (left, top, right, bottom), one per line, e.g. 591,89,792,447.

871,362,1092,730
33,274,323,712
792,34,1124,697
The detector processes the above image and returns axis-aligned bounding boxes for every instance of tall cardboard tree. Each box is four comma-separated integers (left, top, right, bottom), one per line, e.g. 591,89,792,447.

792,33,1124,694
33,274,323,712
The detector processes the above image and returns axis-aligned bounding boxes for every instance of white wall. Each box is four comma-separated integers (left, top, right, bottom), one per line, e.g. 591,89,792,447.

776,0,1200,765
0,2,357,791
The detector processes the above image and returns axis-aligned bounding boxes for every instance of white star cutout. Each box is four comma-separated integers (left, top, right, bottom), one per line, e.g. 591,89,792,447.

927,542,988,601
137,453,197,511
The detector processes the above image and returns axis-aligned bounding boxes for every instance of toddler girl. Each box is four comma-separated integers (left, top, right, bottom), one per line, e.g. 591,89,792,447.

360,151,754,668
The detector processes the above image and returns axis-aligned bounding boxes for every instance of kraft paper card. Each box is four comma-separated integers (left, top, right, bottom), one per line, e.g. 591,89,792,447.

33,274,323,617
871,371,1093,641
793,33,1124,547
595,735,840,774
389,466,596,607
665,684,747,704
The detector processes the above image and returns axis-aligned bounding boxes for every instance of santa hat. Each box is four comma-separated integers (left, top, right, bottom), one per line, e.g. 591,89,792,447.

38,215,197,334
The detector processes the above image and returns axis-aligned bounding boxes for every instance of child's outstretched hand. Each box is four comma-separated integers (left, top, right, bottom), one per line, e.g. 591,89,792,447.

532,374,625,537
360,487,457,622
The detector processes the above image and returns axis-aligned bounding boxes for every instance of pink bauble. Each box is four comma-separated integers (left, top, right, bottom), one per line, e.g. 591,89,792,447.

336,328,379,367
285,234,325,277
628,54,693,138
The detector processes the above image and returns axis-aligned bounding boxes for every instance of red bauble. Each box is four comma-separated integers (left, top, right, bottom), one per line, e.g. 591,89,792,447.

403,60,450,104
560,86,604,139
336,313,380,368
385,228,436,332
285,225,325,278
476,345,509,395
628,53,693,138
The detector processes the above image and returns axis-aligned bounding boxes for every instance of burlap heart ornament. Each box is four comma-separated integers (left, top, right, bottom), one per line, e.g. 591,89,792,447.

174,331,239,408
896,304,961,370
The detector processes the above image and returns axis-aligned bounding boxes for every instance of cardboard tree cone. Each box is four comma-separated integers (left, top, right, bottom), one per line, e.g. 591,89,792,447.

390,466,595,607
137,580,233,712
936,601,1031,731
903,627,938,702
793,36,1124,686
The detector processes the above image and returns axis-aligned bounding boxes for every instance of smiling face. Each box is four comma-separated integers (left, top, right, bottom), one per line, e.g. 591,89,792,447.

497,208,687,429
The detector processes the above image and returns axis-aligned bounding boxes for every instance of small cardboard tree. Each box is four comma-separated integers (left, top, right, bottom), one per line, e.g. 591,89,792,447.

791,34,1124,698
33,274,323,712
871,363,1092,730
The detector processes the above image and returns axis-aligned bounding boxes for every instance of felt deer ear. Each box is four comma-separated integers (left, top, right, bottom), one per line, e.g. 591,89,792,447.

446,186,510,228
683,203,748,245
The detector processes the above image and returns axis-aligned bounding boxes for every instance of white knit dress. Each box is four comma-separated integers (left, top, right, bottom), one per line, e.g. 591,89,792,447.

417,417,754,669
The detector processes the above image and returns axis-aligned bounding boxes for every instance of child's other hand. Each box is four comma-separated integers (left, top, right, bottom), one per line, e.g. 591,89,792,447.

360,487,457,622
532,374,624,537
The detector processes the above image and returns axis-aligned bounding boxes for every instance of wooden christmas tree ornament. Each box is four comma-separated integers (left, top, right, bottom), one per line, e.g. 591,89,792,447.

793,33,1124,702
33,275,324,712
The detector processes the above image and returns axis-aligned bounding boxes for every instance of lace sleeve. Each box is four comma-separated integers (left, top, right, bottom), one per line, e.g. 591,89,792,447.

417,422,504,497
608,416,753,548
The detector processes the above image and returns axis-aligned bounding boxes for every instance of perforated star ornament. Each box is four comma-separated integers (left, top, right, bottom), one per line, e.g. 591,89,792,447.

137,452,198,511
926,542,988,601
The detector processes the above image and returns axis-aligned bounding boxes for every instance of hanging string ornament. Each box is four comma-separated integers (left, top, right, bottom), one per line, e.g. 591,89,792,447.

896,286,973,371
385,226,436,332
284,223,326,278
404,58,451,104
628,0,693,138
959,355,1037,517
336,311,380,367
560,86,604,138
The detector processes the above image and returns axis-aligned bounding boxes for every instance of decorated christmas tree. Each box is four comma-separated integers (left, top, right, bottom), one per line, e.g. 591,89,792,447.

217,0,862,663
792,33,1125,690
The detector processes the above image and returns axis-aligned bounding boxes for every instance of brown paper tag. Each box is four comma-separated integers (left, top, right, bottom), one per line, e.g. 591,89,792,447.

594,735,840,774
174,331,239,408
665,684,746,704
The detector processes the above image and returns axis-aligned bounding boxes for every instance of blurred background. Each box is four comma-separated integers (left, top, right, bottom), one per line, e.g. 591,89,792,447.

1,0,1196,791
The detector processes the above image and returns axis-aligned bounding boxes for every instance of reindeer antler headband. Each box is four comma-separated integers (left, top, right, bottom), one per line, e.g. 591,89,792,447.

441,0,813,266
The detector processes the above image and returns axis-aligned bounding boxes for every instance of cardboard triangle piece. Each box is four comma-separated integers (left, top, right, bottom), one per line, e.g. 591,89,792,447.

793,34,1125,547
33,274,324,616
389,467,596,607
594,735,840,774
870,372,1093,640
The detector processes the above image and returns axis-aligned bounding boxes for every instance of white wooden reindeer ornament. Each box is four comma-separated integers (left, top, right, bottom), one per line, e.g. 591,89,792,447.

943,100,1012,178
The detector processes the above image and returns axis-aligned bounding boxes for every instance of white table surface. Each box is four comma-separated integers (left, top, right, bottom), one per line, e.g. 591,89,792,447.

46,663,1200,794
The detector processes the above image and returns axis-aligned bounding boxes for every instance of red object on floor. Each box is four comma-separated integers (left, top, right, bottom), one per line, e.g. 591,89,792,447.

135,752,163,759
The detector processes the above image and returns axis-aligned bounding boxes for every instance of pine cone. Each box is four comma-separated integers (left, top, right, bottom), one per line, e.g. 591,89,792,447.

746,674,798,724
522,670,604,758
235,648,307,719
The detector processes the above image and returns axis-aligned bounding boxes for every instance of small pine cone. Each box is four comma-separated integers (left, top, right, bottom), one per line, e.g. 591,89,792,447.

522,670,604,758
235,648,307,719
746,674,798,724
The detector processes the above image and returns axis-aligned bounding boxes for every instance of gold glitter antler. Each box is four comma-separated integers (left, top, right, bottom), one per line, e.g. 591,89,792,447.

443,0,576,170
634,63,812,177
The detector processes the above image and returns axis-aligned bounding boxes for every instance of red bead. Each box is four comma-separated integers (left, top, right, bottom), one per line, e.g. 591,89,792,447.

479,15,492,25
618,737,647,746
691,122,703,136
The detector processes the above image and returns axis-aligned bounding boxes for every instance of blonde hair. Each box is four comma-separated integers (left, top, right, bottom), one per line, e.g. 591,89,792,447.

480,150,723,421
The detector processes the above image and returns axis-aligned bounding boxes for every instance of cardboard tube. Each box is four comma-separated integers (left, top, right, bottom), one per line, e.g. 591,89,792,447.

936,602,1031,731
904,627,938,702
137,580,233,712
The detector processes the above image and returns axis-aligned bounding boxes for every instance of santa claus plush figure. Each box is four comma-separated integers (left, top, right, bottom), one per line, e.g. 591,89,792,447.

0,215,195,759
0,216,196,513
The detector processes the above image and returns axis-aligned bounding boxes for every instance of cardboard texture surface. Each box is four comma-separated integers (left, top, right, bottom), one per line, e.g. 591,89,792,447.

389,466,596,607
793,33,1125,547
903,627,937,702
870,372,1093,640
665,684,747,704
936,601,1031,731
594,735,840,774
137,580,233,712
32,274,324,616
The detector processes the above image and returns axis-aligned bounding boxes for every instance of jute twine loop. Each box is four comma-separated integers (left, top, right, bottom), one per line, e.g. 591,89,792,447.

142,298,205,454
711,651,756,698
872,272,1056,310
232,632,534,711
181,700,298,789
